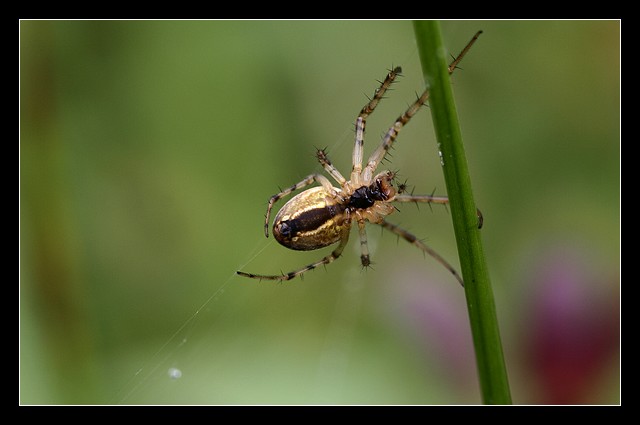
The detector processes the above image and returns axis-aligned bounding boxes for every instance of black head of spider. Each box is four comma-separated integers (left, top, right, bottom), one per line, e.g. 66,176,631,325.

348,171,397,210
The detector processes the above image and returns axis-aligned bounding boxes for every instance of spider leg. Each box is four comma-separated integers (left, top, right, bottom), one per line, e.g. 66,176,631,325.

362,91,429,183
393,194,483,229
264,174,336,238
357,220,371,267
362,31,483,183
352,67,402,187
237,224,351,281
316,148,346,187
379,219,464,286
448,30,483,73
393,194,450,205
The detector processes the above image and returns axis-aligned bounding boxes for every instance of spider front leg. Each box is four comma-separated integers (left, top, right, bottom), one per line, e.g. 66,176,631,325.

237,223,351,281
362,31,483,183
264,173,336,238
352,66,402,187
379,219,464,286
362,91,429,183
316,148,346,187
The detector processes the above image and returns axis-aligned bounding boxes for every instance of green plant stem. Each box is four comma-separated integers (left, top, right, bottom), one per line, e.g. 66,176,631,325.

412,20,512,404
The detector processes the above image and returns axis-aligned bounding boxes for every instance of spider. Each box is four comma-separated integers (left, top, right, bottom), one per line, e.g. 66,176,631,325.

237,32,482,286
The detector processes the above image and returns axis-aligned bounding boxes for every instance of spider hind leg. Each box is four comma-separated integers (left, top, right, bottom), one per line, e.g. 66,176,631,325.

379,219,464,286
237,225,351,282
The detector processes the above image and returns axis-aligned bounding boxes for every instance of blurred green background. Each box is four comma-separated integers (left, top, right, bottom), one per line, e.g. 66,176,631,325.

20,20,619,405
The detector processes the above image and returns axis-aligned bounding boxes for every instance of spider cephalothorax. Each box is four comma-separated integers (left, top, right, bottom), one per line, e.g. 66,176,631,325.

237,32,483,285
348,171,397,210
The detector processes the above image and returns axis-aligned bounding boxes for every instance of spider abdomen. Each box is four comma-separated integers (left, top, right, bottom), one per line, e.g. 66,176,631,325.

273,186,348,251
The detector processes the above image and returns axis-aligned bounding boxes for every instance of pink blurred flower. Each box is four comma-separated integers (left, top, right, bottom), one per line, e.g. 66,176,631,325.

385,246,619,404
524,249,619,404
